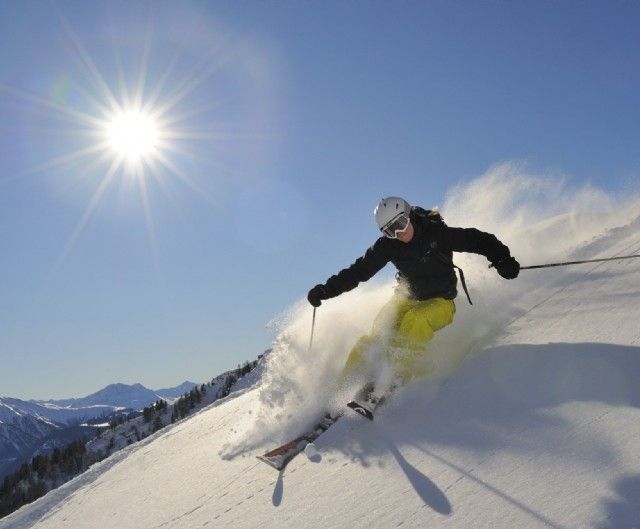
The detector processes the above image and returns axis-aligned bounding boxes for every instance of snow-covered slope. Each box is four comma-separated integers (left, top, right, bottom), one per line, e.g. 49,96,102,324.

0,413,59,483
2,180,640,528
0,399,99,482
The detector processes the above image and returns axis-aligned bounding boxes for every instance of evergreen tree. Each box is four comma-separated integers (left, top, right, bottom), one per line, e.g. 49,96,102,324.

152,415,163,432
143,405,155,423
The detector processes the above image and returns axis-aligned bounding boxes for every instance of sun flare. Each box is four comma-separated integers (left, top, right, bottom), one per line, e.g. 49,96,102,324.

106,110,159,163
2,8,255,272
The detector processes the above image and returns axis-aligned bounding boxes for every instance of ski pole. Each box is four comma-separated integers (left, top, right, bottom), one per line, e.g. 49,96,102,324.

308,307,317,353
490,253,640,271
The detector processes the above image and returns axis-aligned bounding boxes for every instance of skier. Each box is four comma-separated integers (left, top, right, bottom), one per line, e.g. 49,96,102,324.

307,196,519,387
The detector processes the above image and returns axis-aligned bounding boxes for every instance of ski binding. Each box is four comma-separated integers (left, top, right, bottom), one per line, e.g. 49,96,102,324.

347,400,375,421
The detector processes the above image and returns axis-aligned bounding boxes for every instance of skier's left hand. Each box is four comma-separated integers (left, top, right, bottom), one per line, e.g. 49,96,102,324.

493,256,520,279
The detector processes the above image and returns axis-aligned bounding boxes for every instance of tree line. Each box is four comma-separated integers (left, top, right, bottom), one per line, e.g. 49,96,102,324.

0,440,88,518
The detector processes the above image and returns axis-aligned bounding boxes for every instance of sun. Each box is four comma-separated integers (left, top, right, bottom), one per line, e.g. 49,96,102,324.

106,109,159,163
1,9,246,271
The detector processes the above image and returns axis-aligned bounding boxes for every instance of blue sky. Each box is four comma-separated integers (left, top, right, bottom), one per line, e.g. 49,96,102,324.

1,1,639,399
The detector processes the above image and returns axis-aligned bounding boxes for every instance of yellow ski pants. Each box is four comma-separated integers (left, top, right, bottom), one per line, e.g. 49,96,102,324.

343,295,456,383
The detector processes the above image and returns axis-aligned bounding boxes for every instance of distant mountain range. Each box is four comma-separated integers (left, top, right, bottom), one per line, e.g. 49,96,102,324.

0,381,200,481
40,381,200,410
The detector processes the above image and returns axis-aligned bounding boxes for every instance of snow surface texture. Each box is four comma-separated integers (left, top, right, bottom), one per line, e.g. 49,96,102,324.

2,164,640,529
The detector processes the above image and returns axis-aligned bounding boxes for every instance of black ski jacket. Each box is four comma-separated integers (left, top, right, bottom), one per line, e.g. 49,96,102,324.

321,207,512,301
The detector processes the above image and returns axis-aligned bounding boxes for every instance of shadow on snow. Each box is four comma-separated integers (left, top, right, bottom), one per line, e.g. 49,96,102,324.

297,341,640,522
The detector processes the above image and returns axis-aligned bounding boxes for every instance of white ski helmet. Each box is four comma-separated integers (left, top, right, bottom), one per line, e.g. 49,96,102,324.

374,196,411,235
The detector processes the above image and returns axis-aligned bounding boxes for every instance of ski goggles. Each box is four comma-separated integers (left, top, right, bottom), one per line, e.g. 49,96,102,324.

380,213,410,238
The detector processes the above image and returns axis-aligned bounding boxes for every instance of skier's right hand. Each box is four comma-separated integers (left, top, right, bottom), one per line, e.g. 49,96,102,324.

493,256,520,279
307,284,327,307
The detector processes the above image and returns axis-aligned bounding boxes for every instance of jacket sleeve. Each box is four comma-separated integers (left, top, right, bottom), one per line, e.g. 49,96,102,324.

322,239,390,299
439,226,511,263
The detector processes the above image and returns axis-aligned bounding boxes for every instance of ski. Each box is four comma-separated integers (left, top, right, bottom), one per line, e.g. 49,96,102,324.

256,413,341,471
257,387,395,470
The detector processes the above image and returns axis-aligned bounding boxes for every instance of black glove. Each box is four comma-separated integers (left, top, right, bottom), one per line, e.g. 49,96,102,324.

307,284,328,307
493,256,520,279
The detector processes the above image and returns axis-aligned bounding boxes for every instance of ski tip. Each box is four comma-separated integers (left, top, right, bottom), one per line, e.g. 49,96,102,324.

256,454,285,471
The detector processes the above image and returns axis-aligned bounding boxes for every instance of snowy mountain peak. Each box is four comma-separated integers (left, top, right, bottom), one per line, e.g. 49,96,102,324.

42,382,200,411
154,381,200,400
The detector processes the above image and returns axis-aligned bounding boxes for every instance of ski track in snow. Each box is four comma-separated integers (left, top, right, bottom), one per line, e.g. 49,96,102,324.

2,200,640,528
